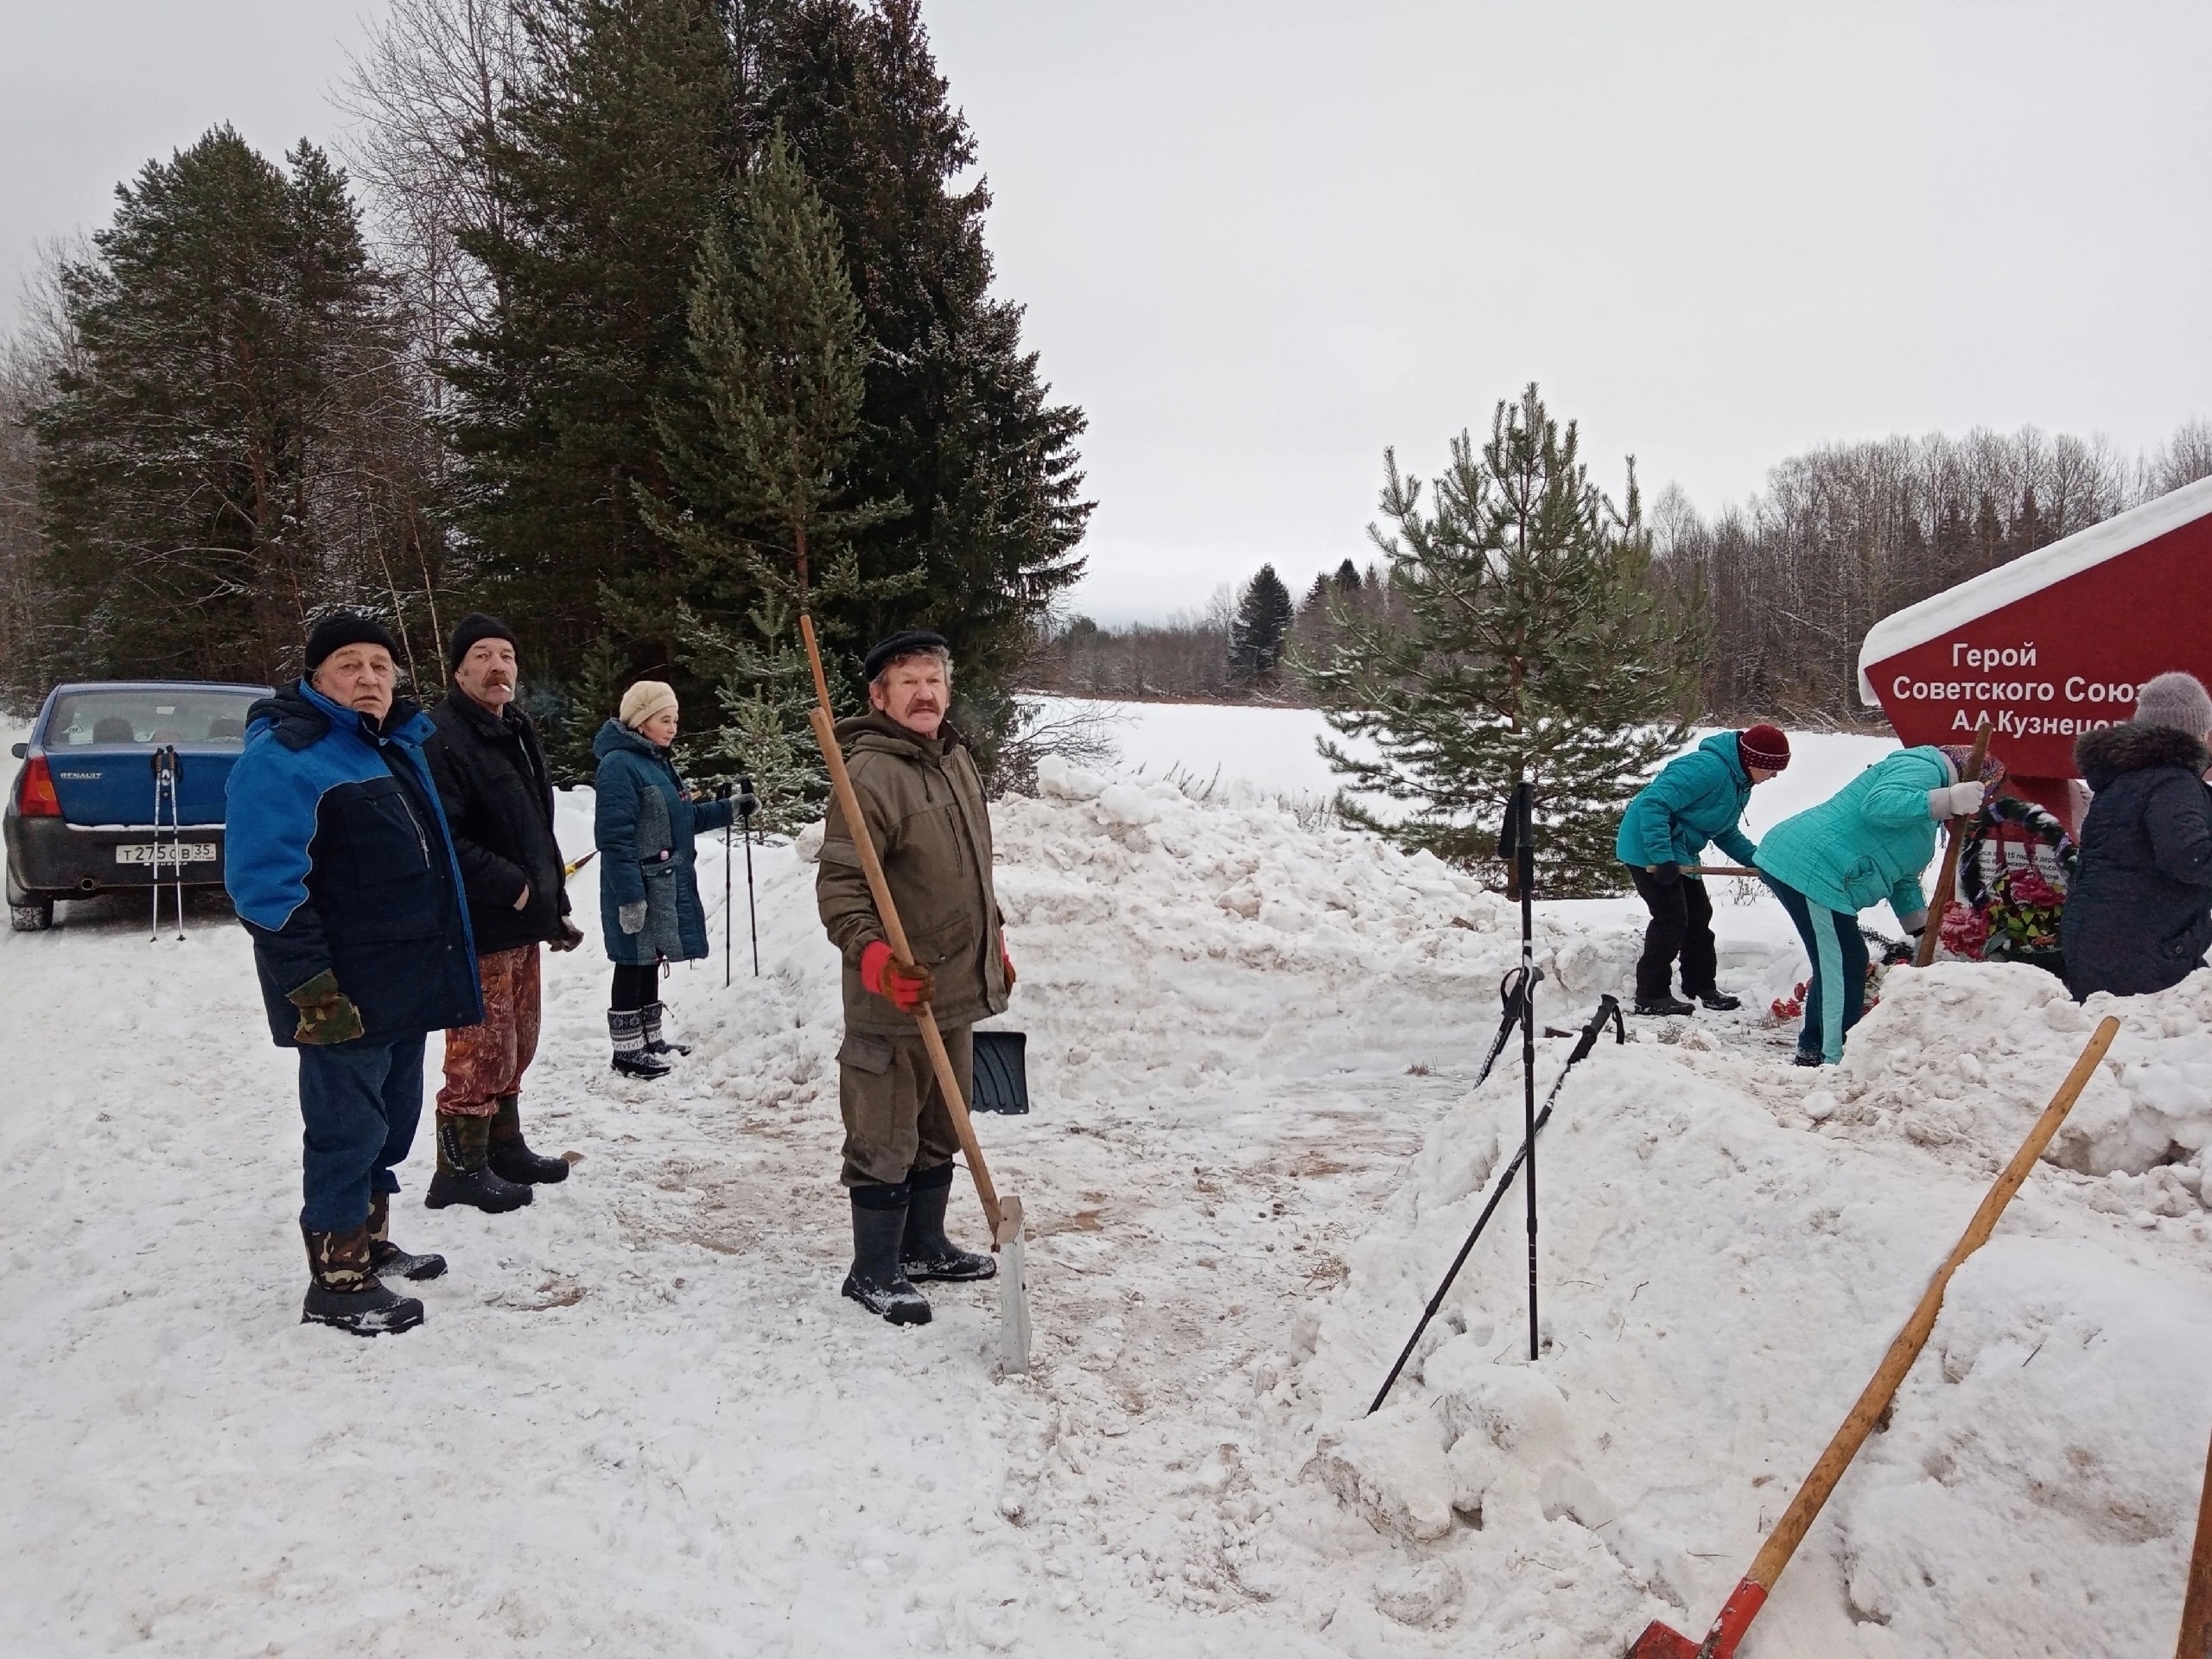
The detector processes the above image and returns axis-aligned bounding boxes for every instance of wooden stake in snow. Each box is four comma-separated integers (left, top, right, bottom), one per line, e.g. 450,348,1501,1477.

1915,720,1992,968
2177,1426,2212,1657
797,616,1028,1363
1630,1014,2120,1659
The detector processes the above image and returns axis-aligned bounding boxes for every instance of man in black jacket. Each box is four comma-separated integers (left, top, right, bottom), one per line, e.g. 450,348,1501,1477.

226,613,482,1336
423,614,583,1211
2063,671,2212,1000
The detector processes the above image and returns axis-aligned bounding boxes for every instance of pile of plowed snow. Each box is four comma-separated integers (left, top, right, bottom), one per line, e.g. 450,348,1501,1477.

1290,960,2212,1655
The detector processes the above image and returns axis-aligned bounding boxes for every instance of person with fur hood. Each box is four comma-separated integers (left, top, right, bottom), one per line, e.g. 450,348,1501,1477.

2062,671,2212,1001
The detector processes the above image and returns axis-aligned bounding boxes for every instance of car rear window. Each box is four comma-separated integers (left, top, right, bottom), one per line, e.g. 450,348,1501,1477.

46,689,262,747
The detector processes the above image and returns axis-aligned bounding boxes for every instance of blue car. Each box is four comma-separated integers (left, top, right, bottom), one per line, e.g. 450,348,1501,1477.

6,679,271,931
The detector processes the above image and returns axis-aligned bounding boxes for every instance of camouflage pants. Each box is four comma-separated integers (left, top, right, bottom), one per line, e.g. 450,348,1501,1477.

437,944,542,1116
836,1023,969,1187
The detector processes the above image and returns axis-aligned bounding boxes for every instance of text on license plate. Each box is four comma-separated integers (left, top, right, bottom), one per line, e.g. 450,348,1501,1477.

116,842,217,864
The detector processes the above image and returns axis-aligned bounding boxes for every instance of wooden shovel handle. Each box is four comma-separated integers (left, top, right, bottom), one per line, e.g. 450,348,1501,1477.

1915,721,1991,968
1740,1014,2118,1595
799,616,1004,1240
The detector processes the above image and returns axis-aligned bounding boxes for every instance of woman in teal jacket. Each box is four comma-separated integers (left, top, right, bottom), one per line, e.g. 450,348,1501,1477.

1617,725,1790,1015
1754,745,1990,1065
592,682,734,1078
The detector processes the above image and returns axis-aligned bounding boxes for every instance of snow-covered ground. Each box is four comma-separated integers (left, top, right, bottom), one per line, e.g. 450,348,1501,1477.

5,707,2211,1656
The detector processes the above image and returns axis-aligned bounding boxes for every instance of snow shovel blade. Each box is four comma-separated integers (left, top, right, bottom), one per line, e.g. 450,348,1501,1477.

970,1031,1030,1115
1625,1622,1701,1659
1626,1577,1765,1659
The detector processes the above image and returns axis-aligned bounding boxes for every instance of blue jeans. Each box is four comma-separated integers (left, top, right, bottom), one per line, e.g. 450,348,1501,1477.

296,1033,427,1231
1763,876,1868,1064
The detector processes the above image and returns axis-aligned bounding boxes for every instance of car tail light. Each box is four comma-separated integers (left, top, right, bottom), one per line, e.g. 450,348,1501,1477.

16,755,60,817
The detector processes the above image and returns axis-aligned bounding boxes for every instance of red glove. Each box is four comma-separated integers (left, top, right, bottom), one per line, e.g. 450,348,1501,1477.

1000,938,1016,991
860,939,935,1013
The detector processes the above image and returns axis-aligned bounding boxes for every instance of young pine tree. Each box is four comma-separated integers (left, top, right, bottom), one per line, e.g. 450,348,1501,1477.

642,130,906,819
1311,385,1707,895
1227,563,1295,687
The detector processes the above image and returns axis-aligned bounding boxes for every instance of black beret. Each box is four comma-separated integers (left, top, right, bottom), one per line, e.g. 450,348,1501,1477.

863,629,950,683
448,612,520,672
304,612,401,673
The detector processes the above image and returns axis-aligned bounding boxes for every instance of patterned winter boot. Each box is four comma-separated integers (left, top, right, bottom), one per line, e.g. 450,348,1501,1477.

842,1184,932,1325
424,1111,534,1212
608,1009,671,1079
301,1221,423,1336
366,1189,447,1281
487,1093,569,1185
899,1161,995,1282
639,1001,691,1058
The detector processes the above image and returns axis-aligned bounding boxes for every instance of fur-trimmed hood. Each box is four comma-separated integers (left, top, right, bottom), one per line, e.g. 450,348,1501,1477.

2075,722,2212,792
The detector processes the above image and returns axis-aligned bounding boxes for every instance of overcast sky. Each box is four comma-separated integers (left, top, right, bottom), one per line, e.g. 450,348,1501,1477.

4,2,2207,622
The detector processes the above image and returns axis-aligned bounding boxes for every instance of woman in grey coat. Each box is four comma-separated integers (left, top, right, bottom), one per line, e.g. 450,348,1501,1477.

591,682,734,1077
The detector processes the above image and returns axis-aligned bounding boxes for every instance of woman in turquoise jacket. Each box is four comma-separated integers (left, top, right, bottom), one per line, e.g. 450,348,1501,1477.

1754,745,1991,1065
1617,725,1790,1015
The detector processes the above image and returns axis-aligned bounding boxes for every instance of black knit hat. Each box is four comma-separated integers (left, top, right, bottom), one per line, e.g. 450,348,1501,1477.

448,612,520,672
863,629,950,683
304,612,401,673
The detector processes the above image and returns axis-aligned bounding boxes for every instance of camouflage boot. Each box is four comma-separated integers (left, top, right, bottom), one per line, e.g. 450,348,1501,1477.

424,1110,533,1214
301,1221,424,1336
366,1189,447,1281
486,1094,569,1185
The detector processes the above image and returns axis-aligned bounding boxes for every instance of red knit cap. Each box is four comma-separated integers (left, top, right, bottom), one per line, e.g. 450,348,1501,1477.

1738,724,1790,772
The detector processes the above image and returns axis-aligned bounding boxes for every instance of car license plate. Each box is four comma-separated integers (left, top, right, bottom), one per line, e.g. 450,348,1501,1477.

116,842,217,864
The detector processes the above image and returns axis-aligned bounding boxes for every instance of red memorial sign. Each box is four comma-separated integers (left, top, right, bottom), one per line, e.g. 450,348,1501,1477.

1859,477,2212,794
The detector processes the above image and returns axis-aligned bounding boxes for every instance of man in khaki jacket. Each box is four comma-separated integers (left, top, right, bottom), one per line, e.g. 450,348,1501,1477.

817,630,1014,1325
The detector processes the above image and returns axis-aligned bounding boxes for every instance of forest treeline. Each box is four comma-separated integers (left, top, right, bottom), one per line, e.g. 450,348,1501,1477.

0,0,1088,785
1020,419,2212,721
2,0,2207,763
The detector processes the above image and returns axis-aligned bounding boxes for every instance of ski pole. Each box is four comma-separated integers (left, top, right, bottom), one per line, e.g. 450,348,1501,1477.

1472,965,1542,1091
169,748,185,940
1368,994,1624,1415
148,748,162,943
738,772,760,977
724,786,733,989
1498,775,1541,1362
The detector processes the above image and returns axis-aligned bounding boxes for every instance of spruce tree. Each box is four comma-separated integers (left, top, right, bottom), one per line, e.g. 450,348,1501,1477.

1227,563,1294,685
642,130,905,817
764,0,1091,753
32,130,423,683
445,0,738,681
1311,385,1707,895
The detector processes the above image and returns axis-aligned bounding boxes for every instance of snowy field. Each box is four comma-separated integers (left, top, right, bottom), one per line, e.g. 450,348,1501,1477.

6,706,2212,1656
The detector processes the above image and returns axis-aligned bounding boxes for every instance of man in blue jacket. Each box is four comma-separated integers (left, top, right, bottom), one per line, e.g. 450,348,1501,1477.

1616,724,1790,1015
226,613,483,1337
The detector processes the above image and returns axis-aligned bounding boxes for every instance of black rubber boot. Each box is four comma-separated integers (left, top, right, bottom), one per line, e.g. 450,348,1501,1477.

424,1112,534,1212
609,1009,671,1079
842,1185,931,1325
1692,991,1743,1012
301,1222,423,1336
487,1094,569,1185
640,1001,691,1058
366,1189,447,1281
900,1161,995,1282
1633,995,1696,1016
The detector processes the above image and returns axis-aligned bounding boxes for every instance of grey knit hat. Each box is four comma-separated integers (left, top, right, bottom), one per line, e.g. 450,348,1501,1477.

2134,671,2212,737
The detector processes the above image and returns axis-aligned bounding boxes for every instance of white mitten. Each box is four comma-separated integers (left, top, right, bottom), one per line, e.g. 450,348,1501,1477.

1928,781,1984,819
618,899,647,934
